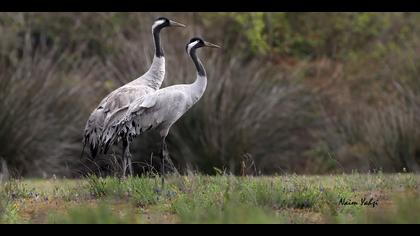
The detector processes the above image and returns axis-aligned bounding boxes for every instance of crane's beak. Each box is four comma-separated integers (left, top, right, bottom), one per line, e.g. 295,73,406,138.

169,20,186,27
204,41,221,49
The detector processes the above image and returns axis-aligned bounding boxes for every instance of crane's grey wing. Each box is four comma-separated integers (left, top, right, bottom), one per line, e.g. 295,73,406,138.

103,105,130,132
101,94,158,154
117,89,189,140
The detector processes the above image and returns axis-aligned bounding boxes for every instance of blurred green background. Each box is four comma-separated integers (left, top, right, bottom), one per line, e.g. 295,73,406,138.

0,12,419,177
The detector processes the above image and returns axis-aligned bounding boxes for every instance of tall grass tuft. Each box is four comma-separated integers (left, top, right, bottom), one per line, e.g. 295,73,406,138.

166,54,316,174
313,37,420,173
0,37,103,177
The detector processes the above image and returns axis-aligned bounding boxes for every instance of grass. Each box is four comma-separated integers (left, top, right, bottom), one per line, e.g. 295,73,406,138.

0,173,419,224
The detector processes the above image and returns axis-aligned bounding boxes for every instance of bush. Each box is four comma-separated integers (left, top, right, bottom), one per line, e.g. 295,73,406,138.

202,13,419,60
312,36,420,173
0,38,103,176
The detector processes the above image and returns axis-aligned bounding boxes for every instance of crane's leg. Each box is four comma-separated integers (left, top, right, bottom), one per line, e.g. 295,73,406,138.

123,137,133,177
162,137,169,174
160,137,169,190
127,154,133,176
122,140,128,178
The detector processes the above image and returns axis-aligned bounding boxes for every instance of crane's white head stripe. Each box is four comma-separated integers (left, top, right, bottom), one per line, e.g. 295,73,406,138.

152,19,166,31
187,40,199,55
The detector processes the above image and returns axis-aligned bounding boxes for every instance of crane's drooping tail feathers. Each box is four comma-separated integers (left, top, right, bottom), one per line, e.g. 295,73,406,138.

84,127,101,159
83,108,106,159
100,95,157,154
100,106,129,154
100,105,153,154
101,113,138,154
101,123,122,155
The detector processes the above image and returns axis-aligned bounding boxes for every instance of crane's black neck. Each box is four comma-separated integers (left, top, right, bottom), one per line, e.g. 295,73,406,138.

190,47,206,77
153,25,165,58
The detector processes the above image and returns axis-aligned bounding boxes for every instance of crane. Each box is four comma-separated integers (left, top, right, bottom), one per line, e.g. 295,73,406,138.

82,17,185,176
100,37,221,177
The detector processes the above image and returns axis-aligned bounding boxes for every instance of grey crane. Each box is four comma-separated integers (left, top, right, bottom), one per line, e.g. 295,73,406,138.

100,37,221,177
82,17,185,176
